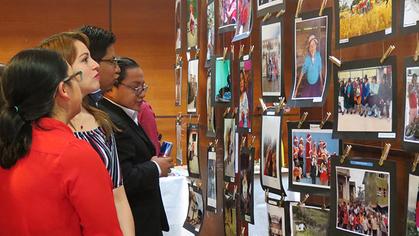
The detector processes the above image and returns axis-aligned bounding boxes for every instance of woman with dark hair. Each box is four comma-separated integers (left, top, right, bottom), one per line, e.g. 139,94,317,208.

39,32,134,236
0,49,122,235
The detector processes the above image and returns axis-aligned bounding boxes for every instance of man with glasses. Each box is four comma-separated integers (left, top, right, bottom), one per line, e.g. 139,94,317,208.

99,57,172,236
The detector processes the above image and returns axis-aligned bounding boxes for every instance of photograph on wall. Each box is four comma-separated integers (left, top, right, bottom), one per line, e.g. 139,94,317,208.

405,168,419,236
290,9,331,107
257,0,285,17
224,115,237,182
187,123,200,178
219,0,237,33
267,202,287,236
333,57,397,140
261,19,282,98
187,59,199,113
404,58,419,152
207,143,217,211
402,0,419,33
224,182,237,236
239,144,255,224
207,64,216,137
238,55,253,131
184,184,204,235
176,117,183,165
187,0,199,50
232,0,253,42
261,114,284,194
175,58,183,106
287,121,341,193
207,0,215,62
335,0,395,47
215,57,232,103
290,202,329,236
175,0,182,51
329,157,396,236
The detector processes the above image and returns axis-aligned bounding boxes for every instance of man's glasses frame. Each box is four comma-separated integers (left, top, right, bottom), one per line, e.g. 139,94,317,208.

99,57,119,66
119,82,149,96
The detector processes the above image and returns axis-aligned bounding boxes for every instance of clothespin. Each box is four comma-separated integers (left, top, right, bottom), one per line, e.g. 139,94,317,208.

176,55,182,65
295,0,304,18
380,45,395,64
241,227,246,236
297,112,308,128
222,47,228,60
320,112,332,128
414,39,419,62
379,143,391,166
412,153,419,172
275,97,286,113
329,56,341,67
189,114,192,123
249,45,255,58
177,112,182,122
239,45,244,59
340,145,352,163
231,44,235,56
262,12,272,22
250,135,256,148
241,136,247,148
259,98,267,112
276,9,285,18
197,114,200,123
298,193,309,207
194,49,200,59
264,188,269,203
224,107,231,117
319,0,328,16
215,138,219,147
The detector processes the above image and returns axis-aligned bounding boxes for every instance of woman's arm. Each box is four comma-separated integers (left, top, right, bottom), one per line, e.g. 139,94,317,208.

113,186,135,236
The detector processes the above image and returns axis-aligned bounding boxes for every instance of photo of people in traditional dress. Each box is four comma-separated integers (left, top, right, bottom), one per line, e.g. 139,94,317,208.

338,0,392,43
219,0,237,29
207,68,216,135
267,203,285,236
215,58,232,102
207,148,217,209
239,146,254,223
187,0,198,49
291,129,339,189
290,203,329,236
292,16,328,101
336,167,390,235
261,115,282,190
187,59,199,113
239,58,252,129
224,183,237,236
175,0,181,50
404,67,419,144
406,174,419,236
185,185,204,233
257,0,284,11
337,65,393,132
261,21,281,97
403,0,419,28
175,62,182,106
207,1,215,61
187,126,200,176
224,118,236,179
232,0,252,41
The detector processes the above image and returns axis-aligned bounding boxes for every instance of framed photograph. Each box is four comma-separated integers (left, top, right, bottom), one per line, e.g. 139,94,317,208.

401,0,419,33
261,18,283,100
207,61,217,137
403,58,419,152
187,0,199,50
239,144,255,224
329,157,396,236
287,121,342,193
184,184,205,235
267,200,288,236
238,55,253,132
224,114,237,182
187,123,201,178
219,0,237,33
333,57,397,140
261,114,285,194
175,58,183,106
289,9,332,108
335,0,395,48
187,59,199,113
232,0,253,42
290,202,329,236
207,143,217,212
207,0,216,62
405,167,419,236
175,0,182,52
257,0,285,17
176,117,183,165
224,182,238,236
215,57,232,103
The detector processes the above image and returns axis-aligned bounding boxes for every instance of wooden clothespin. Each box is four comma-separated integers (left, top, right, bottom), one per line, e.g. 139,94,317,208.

215,138,219,147
189,114,192,123
239,45,244,59
249,45,255,58
298,193,309,207
329,56,341,67
222,47,228,60
380,45,395,64
276,9,285,18
412,153,419,172
177,112,182,122
262,12,271,22
250,135,256,148
231,44,235,56
414,39,419,62
320,112,332,128
224,107,231,117
194,49,200,59
379,143,391,166
259,98,267,112
197,114,200,123
295,0,304,18
241,227,246,236
241,136,247,148
275,97,286,113
340,145,352,163
297,112,308,128
319,0,328,16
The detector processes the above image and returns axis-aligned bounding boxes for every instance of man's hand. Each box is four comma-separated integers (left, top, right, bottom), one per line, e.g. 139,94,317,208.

151,156,174,177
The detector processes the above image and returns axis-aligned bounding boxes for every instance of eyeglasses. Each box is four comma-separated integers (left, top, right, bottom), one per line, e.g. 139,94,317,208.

119,82,149,96
63,71,83,83
99,57,119,66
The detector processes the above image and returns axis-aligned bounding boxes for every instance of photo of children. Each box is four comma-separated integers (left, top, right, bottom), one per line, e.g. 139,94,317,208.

337,65,393,132
290,203,329,236
261,115,282,191
188,59,199,113
403,0,419,28
404,67,419,144
215,58,232,102
184,185,204,234
187,0,198,49
261,21,281,97
219,0,237,30
239,57,253,130
406,173,419,236
267,203,286,236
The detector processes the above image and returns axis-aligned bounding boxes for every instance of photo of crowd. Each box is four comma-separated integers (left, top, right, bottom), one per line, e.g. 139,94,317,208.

267,203,285,236
336,167,390,235
290,203,329,236
337,65,393,133
261,21,282,97
406,174,419,236
261,115,282,191
404,67,419,144
184,185,204,234
239,57,252,130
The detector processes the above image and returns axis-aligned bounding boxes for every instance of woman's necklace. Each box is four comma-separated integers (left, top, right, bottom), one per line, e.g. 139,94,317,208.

69,120,83,131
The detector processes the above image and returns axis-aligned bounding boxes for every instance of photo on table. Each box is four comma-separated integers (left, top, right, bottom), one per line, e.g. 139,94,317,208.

206,63,216,137
184,184,205,235
224,115,237,182
290,202,329,236
207,143,217,212
187,59,199,113
401,0,419,33
239,144,255,224
175,0,182,52
232,0,253,42
257,0,285,17
333,57,397,140
215,57,232,103
187,123,200,178
405,167,419,236
238,55,253,131
187,0,199,50
175,57,182,107
287,121,341,193
207,0,215,62
403,58,419,152
219,0,237,33
267,201,287,236
289,9,331,107
335,0,395,47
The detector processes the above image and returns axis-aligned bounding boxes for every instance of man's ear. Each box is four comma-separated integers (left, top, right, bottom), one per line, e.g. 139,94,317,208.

56,81,71,101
